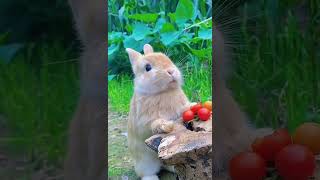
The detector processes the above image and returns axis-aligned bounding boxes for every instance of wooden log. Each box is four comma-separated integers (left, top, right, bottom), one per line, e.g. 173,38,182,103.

145,121,212,180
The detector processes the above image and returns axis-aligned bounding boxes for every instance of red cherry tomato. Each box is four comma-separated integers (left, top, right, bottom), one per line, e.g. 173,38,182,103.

275,144,316,180
273,128,292,140
252,129,292,162
182,110,194,122
252,137,264,152
197,108,211,121
197,108,210,121
190,103,202,114
229,152,266,180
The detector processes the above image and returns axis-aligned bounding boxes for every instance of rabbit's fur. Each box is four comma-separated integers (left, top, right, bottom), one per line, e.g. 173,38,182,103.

64,0,107,180
126,44,194,180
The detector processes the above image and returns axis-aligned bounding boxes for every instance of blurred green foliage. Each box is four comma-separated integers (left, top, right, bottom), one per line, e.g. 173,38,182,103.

0,0,79,171
0,0,75,43
215,0,320,131
0,0,79,64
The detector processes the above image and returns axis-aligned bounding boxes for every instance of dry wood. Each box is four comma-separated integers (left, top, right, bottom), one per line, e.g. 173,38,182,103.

145,119,212,180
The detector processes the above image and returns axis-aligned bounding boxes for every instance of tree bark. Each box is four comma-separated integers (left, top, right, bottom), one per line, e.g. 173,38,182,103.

145,120,212,180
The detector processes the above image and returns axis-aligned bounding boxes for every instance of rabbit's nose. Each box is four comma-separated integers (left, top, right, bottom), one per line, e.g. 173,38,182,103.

167,69,174,75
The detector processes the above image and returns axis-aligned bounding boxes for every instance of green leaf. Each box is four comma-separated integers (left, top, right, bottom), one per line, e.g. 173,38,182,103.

125,24,133,33
108,75,116,81
124,35,152,52
160,23,176,33
190,48,212,58
108,32,124,44
168,13,176,22
108,44,119,56
0,43,24,63
182,43,212,59
128,13,159,23
175,0,194,24
153,18,166,33
190,36,207,43
198,29,212,40
132,23,152,41
201,19,212,28
178,32,194,43
118,6,125,25
160,31,182,46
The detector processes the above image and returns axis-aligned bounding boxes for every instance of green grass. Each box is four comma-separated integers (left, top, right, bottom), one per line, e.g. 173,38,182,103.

108,168,137,179
0,41,79,167
228,11,320,132
108,75,134,113
183,63,212,103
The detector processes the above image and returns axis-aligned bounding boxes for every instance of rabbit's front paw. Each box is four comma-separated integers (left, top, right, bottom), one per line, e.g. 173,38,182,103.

160,121,174,133
151,119,174,134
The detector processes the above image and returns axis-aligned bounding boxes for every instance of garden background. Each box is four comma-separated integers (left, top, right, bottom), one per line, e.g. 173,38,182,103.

108,0,212,178
0,0,318,179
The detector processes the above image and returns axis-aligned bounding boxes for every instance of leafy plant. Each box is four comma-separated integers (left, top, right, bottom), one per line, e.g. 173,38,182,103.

108,0,212,77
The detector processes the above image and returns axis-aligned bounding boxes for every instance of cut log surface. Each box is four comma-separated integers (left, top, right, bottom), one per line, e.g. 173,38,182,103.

157,131,212,165
145,121,213,180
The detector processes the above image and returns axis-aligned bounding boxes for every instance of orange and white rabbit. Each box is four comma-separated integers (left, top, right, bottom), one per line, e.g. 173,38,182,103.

126,44,196,180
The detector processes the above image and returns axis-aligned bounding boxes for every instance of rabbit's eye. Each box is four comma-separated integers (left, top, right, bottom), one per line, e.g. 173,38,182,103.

145,64,152,72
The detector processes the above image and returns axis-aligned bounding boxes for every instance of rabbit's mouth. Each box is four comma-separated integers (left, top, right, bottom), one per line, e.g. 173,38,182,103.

166,72,182,87
169,77,178,84
168,78,180,88
168,80,176,86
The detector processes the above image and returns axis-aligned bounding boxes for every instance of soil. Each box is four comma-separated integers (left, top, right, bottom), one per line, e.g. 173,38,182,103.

107,104,176,180
0,115,63,180
107,104,137,180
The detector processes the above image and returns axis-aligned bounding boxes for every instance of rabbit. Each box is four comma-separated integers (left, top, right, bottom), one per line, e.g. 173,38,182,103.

213,27,273,178
126,44,198,180
64,0,107,180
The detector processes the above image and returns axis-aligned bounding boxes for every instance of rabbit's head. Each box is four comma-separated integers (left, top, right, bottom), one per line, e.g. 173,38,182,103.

126,44,183,95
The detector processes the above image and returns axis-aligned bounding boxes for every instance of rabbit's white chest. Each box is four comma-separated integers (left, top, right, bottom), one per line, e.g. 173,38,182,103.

130,88,189,138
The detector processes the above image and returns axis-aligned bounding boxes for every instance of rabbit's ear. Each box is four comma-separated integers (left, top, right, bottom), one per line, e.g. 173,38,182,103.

143,44,154,55
126,48,142,65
